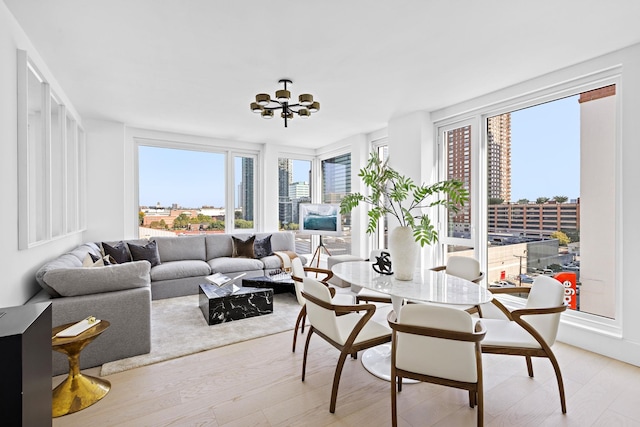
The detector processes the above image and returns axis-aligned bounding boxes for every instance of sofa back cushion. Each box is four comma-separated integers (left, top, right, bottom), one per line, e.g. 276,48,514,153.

41,261,151,297
266,232,295,252
153,236,206,262
205,234,234,259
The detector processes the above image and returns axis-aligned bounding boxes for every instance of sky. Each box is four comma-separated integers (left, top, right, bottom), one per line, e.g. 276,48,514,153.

139,96,581,208
509,94,580,202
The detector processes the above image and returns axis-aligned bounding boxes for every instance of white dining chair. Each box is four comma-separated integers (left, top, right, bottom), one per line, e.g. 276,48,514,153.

291,257,354,352
480,274,567,413
387,303,486,427
301,277,391,413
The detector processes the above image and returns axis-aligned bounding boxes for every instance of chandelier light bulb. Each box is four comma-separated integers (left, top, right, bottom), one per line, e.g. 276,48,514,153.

261,110,274,119
276,89,291,102
299,94,313,106
255,93,271,106
298,108,310,118
250,102,263,113
308,101,320,113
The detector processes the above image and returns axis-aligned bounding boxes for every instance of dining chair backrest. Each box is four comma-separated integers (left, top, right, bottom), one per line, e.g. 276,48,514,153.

524,275,565,346
291,257,306,306
396,303,479,383
303,277,343,344
446,256,481,282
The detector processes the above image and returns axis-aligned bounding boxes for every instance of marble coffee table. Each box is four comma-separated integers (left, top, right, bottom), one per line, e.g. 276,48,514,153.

199,282,273,325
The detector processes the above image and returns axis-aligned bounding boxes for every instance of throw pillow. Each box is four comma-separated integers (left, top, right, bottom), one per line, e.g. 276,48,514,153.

102,241,132,264
83,253,117,267
128,240,161,267
232,235,255,258
254,234,273,259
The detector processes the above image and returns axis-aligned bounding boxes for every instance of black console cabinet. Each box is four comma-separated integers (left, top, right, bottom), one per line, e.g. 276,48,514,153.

0,302,52,427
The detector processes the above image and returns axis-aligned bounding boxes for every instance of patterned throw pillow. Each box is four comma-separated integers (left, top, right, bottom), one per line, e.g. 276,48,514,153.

127,240,161,267
253,234,273,259
232,235,255,258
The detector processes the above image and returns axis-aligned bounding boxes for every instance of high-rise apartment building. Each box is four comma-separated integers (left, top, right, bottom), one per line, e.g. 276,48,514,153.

278,159,294,225
446,125,472,233
487,113,511,202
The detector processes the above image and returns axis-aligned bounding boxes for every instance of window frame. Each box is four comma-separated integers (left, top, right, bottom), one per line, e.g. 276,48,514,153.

434,67,623,336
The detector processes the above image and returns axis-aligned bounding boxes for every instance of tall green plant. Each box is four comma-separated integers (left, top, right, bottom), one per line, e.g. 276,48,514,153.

340,152,469,247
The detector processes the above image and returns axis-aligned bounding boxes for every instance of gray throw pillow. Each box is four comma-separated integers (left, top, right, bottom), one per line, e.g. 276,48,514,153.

102,241,132,264
128,240,161,267
254,234,273,258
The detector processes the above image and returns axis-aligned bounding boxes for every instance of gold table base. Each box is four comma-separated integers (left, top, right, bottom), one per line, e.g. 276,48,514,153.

52,373,110,417
51,319,112,417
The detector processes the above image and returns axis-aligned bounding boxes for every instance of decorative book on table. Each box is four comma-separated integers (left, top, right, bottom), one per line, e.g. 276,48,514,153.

205,272,246,286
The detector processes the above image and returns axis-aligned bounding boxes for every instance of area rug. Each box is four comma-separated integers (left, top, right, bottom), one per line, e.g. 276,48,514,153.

100,292,300,376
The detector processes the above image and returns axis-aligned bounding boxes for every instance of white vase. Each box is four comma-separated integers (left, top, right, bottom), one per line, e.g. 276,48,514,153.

389,226,419,281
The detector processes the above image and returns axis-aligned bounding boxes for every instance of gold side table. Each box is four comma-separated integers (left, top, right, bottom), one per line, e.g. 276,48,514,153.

51,319,111,417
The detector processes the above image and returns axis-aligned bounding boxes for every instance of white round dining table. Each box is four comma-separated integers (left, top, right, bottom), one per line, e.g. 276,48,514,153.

331,261,493,381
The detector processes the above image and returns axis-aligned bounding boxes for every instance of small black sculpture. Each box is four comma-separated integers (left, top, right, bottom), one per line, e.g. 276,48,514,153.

372,251,393,275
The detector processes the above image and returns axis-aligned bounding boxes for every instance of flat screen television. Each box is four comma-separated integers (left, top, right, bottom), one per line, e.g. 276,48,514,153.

299,203,342,236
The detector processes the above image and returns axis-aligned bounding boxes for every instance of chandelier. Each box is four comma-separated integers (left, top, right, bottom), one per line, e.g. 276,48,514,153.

250,79,320,127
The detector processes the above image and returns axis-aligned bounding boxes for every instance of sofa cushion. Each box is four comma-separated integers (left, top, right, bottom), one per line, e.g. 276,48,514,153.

150,260,211,282
42,261,151,297
128,240,161,267
208,257,263,274
153,235,206,262
103,241,132,264
254,234,273,259
232,235,255,258
205,234,234,259
267,232,295,252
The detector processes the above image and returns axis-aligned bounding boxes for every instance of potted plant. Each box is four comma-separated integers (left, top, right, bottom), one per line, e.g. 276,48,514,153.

340,152,469,280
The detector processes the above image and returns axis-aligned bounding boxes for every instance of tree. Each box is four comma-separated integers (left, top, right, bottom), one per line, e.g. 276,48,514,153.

517,198,529,204
553,196,568,204
536,197,550,204
550,230,570,246
159,219,168,229
488,198,504,205
139,211,145,225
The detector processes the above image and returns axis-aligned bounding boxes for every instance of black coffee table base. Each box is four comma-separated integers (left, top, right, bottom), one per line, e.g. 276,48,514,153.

242,276,295,294
199,283,273,325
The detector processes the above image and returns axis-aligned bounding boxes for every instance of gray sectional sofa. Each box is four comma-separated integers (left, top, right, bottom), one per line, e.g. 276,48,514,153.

28,231,302,375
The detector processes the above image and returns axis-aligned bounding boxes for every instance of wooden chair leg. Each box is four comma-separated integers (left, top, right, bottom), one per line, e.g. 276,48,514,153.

301,328,314,382
391,370,398,427
398,376,403,392
329,350,350,413
547,352,567,413
525,355,534,377
477,385,484,427
469,390,476,407
292,307,306,352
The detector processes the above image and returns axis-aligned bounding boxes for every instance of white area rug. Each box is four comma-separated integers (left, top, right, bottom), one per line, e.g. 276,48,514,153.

100,292,300,376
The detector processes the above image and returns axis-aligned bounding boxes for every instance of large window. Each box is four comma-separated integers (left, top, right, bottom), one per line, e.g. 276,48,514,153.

278,158,312,254
439,121,476,259
484,85,616,319
138,146,226,236
234,155,255,230
321,153,351,256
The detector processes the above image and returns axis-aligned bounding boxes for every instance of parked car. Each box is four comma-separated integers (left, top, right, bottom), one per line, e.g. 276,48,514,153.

490,280,516,288
519,274,534,283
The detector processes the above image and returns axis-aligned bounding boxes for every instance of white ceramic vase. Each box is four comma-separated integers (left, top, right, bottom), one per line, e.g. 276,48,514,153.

388,226,419,281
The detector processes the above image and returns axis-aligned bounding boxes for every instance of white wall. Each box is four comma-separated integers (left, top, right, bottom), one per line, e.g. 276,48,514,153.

0,3,85,307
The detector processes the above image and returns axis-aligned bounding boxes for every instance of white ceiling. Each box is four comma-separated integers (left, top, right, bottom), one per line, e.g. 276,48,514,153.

5,0,640,149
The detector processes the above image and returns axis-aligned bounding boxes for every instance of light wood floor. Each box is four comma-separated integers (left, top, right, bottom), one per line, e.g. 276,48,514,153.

52,318,640,427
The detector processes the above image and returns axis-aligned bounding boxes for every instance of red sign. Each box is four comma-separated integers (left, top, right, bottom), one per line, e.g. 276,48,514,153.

500,270,506,280
554,272,577,310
